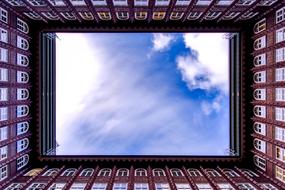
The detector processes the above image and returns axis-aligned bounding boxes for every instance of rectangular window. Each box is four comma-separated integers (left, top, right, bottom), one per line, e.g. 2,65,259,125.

196,183,212,190
237,0,255,6
276,68,285,81
113,0,128,6
276,48,285,62
276,166,285,183
92,183,107,190
0,28,8,43
196,0,212,5
276,88,285,101
155,184,170,190
217,183,234,190
237,183,256,190
70,183,86,190
135,183,149,190
0,68,8,81
48,0,66,6
0,146,7,161
0,8,8,23
70,0,86,5
276,7,285,23
276,146,285,163
0,88,7,101
0,126,8,141
175,184,191,190
217,0,234,5
260,183,278,190
26,0,46,6
276,107,285,121
0,107,8,121
48,183,66,190
0,165,8,181
4,183,24,190
0,48,8,62
275,127,285,142
113,184,128,190
27,183,46,190
276,27,285,43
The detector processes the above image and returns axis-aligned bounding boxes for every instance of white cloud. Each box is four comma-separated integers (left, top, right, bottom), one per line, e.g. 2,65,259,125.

177,33,229,94
152,33,175,51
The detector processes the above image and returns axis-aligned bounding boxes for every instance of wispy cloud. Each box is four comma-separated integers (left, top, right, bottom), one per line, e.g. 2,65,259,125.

152,33,175,51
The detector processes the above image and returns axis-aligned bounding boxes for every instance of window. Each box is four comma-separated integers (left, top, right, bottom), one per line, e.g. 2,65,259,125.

259,0,277,6
254,36,266,50
187,12,202,20
4,183,24,190
241,12,258,20
223,169,240,177
116,168,129,176
276,68,285,82
17,18,29,34
43,168,59,176
135,12,148,20
170,12,184,20
113,0,128,6
196,0,212,5
276,27,285,43
0,165,8,181
276,88,285,101
196,183,212,190
92,183,107,190
4,0,24,6
188,169,202,176
276,107,285,121
17,71,29,83
98,12,112,20
253,155,266,171
70,0,86,6
134,0,148,6
91,0,107,6
0,126,8,141
176,184,191,190
0,68,8,81
24,168,42,176
17,138,29,152
26,0,46,6
23,12,41,20
135,183,149,190
222,12,240,20
237,183,256,190
113,183,127,190
254,71,266,83
79,12,94,20
42,12,59,20
27,183,46,190
276,7,285,23
170,168,183,176
237,0,255,6
217,183,234,190
0,145,7,161
116,12,129,20
175,0,191,6
276,48,285,62
253,122,266,135
0,28,8,43
155,183,170,190
135,168,147,176
61,168,77,176
206,169,221,177
17,53,29,66
205,12,221,20
152,12,166,20
80,168,94,176
217,0,234,5
17,36,29,50
0,107,8,121
253,139,266,153
98,168,111,176
253,106,266,118
70,183,86,190
60,12,76,20
276,146,285,163
153,168,166,176
254,19,266,34
48,183,66,190
155,0,170,6
243,169,259,177
260,183,277,190
253,89,266,100
48,0,66,6
276,166,285,183
17,121,29,135
16,88,29,101
254,54,266,66
17,154,29,170
0,8,8,23
0,48,8,62
275,127,285,142
16,105,29,117
0,88,7,101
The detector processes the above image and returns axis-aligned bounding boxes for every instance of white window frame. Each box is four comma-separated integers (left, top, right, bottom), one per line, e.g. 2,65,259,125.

205,12,221,20
254,53,266,66
17,122,29,135
188,169,202,176
155,0,170,6
0,88,7,101
17,36,29,50
254,71,266,83
0,8,8,23
260,183,277,190
206,169,221,177
276,146,285,163
116,168,129,176
91,0,107,6
276,107,285,121
0,28,8,43
60,12,76,20
98,12,112,21
254,18,266,34
170,12,184,20
170,168,183,176
187,12,202,20
92,183,107,190
223,169,240,177
17,138,29,153
253,89,266,100
253,122,266,136
217,183,234,190
0,107,8,121
276,88,285,101
276,166,285,183
196,183,213,190
0,48,8,62
42,168,59,176
17,88,29,100
222,12,240,20
253,138,266,153
254,105,266,118
16,105,29,117
155,183,170,190
134,0,148,6
0,68,8,82
153,168,166,176
152,12,166,20
61,168,77,176
275,126,285,142
17,154,29,170
26,0,46,6
27,183,46,190
253,155,266,171
135,168,147,176
276,7,285,24
276,48,285,62
196,0,212,6
113,183,128,190
237,0,256,6
42,12,59,20
80,168,94,176
241,12,258,19
4,183,24,190
17,53,29,66
17,71,29,83
0,126,8,141
116,12,129,20
135,12,148,20
48,183,66,190
175,184,191,190
276,27,285,43
48,0,66,6
254,36,266,50
0,165,8,181
17,18,29,34
4,0,24,6
70,183,87,190
0,145,8,161
217,0,234,6
79,12,94,20
135,183,149,190
175,0,191,6
237,183,256,190
98,168,111,176
23,12,41,20
243,169,259,177
113,0,128,6
70,0,86,6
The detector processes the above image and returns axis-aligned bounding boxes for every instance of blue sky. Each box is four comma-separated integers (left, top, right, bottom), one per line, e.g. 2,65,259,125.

55,33,230,155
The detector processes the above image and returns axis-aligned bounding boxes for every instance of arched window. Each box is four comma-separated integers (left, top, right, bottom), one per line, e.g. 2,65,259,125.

17,154,29,170
24,168,42,176
135,12,148,20
152,12,166,20
116,168,129,176
170,12,184,20
170,169,183,177
17,71,29,83
253,89,266,100
17,36,29,50
254,106,266,118
253,139,266,153
187,169,202,177
223,169,240,177
17,88,29,100
254,36,266,50
116,12,129,20
98,12,112,20
98,168,112,176
153,169,166,176
254,18,266,34
60,12,76,20
61,168,77,176
206,169,221,177
42,12,59,20
17,18,29,34
17,54,29,66
17,121,29,135
42,168,59,176
79,12,94,20
187,12,202,20
135,168,147,176
253,71,266,83
242,169,259,177
17,138,29,152
254,54,266,66
253,122,266,136
16,105,29,117
253,155,266,171
80,168,94,176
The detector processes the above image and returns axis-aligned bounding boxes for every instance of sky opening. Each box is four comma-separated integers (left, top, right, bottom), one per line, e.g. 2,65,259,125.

56,33,230,155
